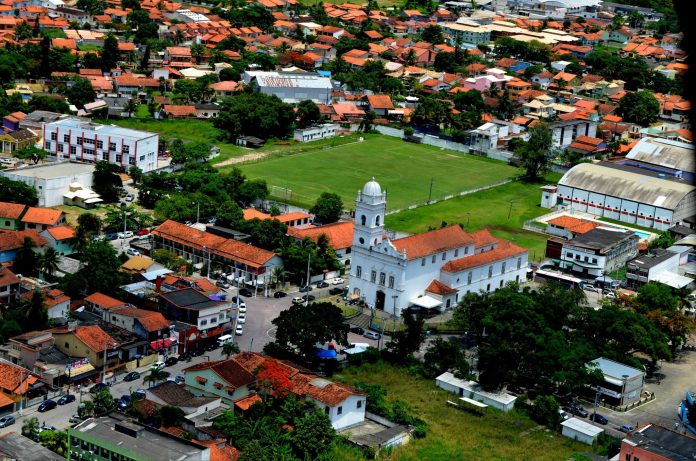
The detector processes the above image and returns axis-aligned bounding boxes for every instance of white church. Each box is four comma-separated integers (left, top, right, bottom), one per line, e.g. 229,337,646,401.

349,178,529,316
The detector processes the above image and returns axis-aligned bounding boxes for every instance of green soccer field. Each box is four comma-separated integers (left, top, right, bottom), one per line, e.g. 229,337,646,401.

231,135,519,211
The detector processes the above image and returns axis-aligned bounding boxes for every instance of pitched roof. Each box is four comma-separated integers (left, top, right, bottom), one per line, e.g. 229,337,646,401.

287,221,354,250
69,325,117,352
469,229,498,249
46,225,75,241
21,207,63,226
0,361,37,395
112,307,170,332
391,225,473,260
547,216,600,234
0,230,46,252
366,94,394,110
425,279,457,295
0,267,20,287
292,373,365,407
163,105,196,117
441,240,527,273
192,439,240,461
242,208,270,220
84,292,126,309
0,202,26,220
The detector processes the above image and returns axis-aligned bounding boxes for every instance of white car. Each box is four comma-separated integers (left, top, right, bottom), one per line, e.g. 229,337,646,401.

582,284,599,293
235,324,243,335
237,313,246,324
126,247,140,256
238,304,247,313
332,277,345,285
118,231,133,239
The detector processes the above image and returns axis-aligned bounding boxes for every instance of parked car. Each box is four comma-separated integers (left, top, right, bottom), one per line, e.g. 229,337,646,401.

165,356,178,367
126,247,140,256
239,288,253,297
589,413,608,425
231,296,245,308
292,297,304,305
135,228,150,236
151,361,165,371
581,283,599,293
363,331,380,340
274,291,287,298
299,285,313,292
159,371,171,379
132,390,146,400
619,424,635,433
302,294,316,302
349,326,365,335
69,414,84,424
332,277,345,285
38,400,57,412
568,405,589,418
316,281,329,288
237,312,246,324
57,394,76,405
0,416,15,428
125,194,134,202
174,375,185,384
117,395,131,410
238,304,246,313
117,231,134,239
90,383,109,394
105,233,118,241
123,371,140,382
235,324,243,335
216,279,230,289
329,287,344,295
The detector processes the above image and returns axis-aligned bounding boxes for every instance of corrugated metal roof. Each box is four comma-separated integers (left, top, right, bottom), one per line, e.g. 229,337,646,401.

625,137,695,173
244,71,333,89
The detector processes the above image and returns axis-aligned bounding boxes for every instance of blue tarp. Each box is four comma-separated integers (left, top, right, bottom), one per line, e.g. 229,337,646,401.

316,349,337,359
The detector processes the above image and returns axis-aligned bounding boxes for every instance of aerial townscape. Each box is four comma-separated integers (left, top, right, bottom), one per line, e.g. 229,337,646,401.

0,0,694,459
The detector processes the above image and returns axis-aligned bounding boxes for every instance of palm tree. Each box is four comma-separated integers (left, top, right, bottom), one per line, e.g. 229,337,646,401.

144,368,168,388
124,98,138,118
404,49,417,66
272,266,285,288
13,237,37,276
38,247,59,279
22,417,40,440
277,41,291,55
173,29,185,45
222,341,240,359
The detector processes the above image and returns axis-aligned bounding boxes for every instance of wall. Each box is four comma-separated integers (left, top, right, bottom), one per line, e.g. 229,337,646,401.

0,167,93,207
322,394,366,430
561,426,596,445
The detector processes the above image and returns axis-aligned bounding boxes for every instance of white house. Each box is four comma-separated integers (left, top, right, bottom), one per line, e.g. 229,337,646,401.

294,124,339,143
435,372,517,412
561,417,603,445
349,178,528,316
42,117,160,172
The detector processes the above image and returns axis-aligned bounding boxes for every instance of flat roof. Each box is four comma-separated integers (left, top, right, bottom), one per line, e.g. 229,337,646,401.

561,417,604,437
1,161,95,179
626,137,694,173
627,250,677,270
587,357,644,380
47,117,157,141
0,432,66,460
568,227,634,250
160,288,221,310
437,372,517,405
71,416,206,459
624,424,696,461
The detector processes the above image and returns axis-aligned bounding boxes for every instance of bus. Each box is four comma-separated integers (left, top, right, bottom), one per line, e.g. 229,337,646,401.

533,269,582,290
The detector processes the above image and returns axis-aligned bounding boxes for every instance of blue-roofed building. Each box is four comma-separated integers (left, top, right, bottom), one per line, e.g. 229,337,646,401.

586,357,646,406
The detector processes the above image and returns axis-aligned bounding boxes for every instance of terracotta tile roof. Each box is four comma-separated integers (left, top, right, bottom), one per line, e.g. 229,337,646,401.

208,359,256,390
232,351,267,374
193,439,240,461
546,216,599,234
0,230,46,252
209,81,239,92
84,292,126,309
0,361,38,395
553,71,577,82
112,307,171,332
441,240,527,273
166,46,192,57
0,202,26,220
287,221,353,250
392,226,474,260
21,207,63,226
569,136,605,152
163,105,196,117
0,267,20,287
366,94,394,110
425,279,457,295
291,373,364,407
242,208,271,221
469,229,498,249
276,212,310,223
21,288,69,308
46,225,75,241
233,393,262,411
69,325,117,352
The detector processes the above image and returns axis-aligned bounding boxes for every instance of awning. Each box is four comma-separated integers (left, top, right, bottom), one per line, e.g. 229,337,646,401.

409,296,443,309
68,362,96,378
150,338,176,351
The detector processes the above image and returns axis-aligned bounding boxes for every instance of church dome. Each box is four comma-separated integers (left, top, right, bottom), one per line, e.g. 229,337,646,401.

362,177,382,197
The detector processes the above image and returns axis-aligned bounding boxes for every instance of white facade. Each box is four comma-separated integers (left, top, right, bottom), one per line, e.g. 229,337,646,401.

43,118,160,172
349,178,528,316
549,120,598,149
0,161,95,207
436,372,517,412
317,394,366,430
294,124,339,143
561,418,603,445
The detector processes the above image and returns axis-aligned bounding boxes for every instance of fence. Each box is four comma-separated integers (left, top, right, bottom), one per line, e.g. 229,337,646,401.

522,220,548,234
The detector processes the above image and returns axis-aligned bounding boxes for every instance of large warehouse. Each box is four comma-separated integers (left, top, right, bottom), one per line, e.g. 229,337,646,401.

543,163,695,231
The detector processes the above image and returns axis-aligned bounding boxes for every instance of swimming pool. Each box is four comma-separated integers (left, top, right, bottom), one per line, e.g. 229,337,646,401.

634,231,651,239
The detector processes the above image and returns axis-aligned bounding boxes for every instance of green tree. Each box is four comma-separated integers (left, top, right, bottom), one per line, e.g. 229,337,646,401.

223,341,240,359
214,92,296,141
39,429,68,456
78,400,94,418
14,146,46,165
92,161,123,203
618,91,660,127
13,237,38,277
65,78,95,108
144,368,169,387
76,0,105,14
292,408,336,459
242,218,288,251
310,192,343,224
0,176,38,205
93,387,115,415
77,213,102,236
412,97,449,127
101,33,120,71
128,165,143,184
530,395,561,429
22,417,40,440
154,405,186,427
60,240,128,297
271,301,349,360
169,140,211,164
386,309,426,361
15,21,32,40
648,231,675,250
38,247,60,279
237,180,268,206
173,79,203,103
422,337,470,379
514,122,552,180
216,201,244,229
296,100,321,128
420,24,444,44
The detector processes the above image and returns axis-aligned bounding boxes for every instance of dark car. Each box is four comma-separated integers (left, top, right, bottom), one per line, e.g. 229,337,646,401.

205,343,218,351
316,281,329,288
160,371,171,379
57,394,76,405
569,405,589,418
118,395,131,410
132,390,146,400
273,291,287,298
299,285,313,292
349,326,365,335
38,400,57,412
90,382,109,394
302,294,316,302
165,356,178,366
239,288,253,297
123,371,140,382
329,287,344,295
619,424,635,433
105,233,118,241
589,413,608,425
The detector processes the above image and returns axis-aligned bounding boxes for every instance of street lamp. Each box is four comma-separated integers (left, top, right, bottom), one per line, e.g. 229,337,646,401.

191,201,200,224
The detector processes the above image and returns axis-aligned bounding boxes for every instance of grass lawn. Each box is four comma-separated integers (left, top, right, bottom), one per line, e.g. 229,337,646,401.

134,104,151,118
387,174,562,261
333,362,587,461
232,135,519,211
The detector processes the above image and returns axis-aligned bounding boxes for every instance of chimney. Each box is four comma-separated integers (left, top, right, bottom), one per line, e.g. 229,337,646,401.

155,275,163,293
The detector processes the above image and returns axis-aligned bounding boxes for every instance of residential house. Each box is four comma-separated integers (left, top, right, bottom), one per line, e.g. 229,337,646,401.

544,216,599,240
0,202,27,230
209,81,239,99
0,230,46,265
0,129,39,156
0,267,20,306
194,103,219,119
365,94,394,117
626,249,681,290
146,381,221,418
164,46,194,68
0,360,48,412
20,288,69,319
163,105,196,118
21,207,65,231
158,287,233,340
546,117,599,149
40,225,75,256
84,292,129,321
105,306,172,342
567,136,608,157
2,112,26,132
52,325,119,382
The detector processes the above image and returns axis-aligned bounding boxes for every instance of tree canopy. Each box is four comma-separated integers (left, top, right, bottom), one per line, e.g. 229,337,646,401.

617,90,661,127
310,192,343,224
513,122,552,180
214,92,295,141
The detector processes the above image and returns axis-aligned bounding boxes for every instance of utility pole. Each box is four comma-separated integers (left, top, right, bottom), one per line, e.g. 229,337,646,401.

507,200,515,220
305,252,311,307
428,177,434,203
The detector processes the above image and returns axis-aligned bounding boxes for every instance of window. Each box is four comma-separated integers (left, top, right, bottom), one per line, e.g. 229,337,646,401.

370,271,376,283
357,400,362,409
69,146,76,155
517,257,522,269
375,215,380,226
488,266,493,278
128,157,135,165
388,276,394,289
361,215,366,226
84,138,94,145
115,154,122,163
464,246,469,255
123,145,130,154
58,143,64,152
140,155,145,161
97,140,103,149
500,280,504,288
467,272,472,284
356,266,362,278
454,249,459,257
337,406,342,415
421,258,425,266
45,141,51,150
102,152,109,160
84,148,95,156
63,134,70,142
431,255,436,263
567,252,573,258
379,272,385,286
324,406,330,415
200,319,207,326
442,252,446,261
50,132,56,140
109,142,116,151
501,262,506,273
592,258,597,264
486,283,491,292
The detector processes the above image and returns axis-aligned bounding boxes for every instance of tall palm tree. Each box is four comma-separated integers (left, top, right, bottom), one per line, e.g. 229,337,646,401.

144,368,168,388
222,341,240,359
38,247,59,279
124,98,138,118
22,417,40,441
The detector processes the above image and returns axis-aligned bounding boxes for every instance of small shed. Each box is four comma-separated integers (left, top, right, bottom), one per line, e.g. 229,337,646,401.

435,372,517,412
236,136,265,148
561,417,603,445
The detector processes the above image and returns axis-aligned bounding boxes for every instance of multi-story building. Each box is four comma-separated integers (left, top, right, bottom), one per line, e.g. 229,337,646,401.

626,249,681,290
158,287,233,338
42,117,159,172
619,424,695,461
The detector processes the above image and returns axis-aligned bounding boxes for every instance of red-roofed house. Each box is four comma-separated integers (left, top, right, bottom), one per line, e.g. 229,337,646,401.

288,221,354,266
84,292,128,320
365,94,394,117
350,178,528,314
21,207,65,231
567,135,608,157
52,325,119,379
0,267,20,306
40,225,76,255
546,216,600,239
107,306,172,341
0,202,27,230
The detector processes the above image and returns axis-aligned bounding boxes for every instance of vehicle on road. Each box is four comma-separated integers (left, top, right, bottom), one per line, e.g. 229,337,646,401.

135,228,150,236
118,231,134,239
589,413,608,425
231,296,245,308
125,194,134,202
273,291,287,298
239,288,253,297
58,394,76,405
216,279,230,289
105,233,118,241
302,294,316,302
563,405,588,418
363,331,380,340
38,399,57,412
316,281,329,288
619,424,635,433
117,395,131,410
123,371,140,382
299,285,312,292
151,361,165,371
90,383,109,394
581,283,599,293
349,326,365,335
217,335,234,347
292,297,304,305
235,324,243,335
165,356,178,367
69,414,84,424
132,390,146,400
329,287,344,295
174,375,185,384
332,278,345,285
0,416,15,428
237,312,246,324
126,247,140,256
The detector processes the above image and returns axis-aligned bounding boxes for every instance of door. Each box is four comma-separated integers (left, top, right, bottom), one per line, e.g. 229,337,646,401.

375,290,385,310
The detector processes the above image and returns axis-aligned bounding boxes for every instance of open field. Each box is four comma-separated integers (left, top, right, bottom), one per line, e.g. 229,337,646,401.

232,135,519,211
387,174,562,261
334,362,587,461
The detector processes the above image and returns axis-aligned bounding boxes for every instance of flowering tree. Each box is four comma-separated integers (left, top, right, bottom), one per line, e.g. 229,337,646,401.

255,360,292,399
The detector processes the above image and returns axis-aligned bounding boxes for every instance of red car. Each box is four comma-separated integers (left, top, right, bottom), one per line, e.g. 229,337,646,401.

135,228,150,236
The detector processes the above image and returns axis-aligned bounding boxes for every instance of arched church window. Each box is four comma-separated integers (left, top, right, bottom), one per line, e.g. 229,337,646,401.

361,215,366,226
375,215,380,226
